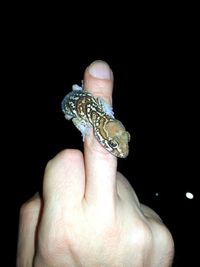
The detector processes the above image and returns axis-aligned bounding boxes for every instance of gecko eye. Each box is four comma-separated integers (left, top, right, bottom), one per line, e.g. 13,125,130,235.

108,140,118,148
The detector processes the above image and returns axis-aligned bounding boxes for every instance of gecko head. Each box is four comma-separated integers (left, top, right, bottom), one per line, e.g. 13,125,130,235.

106,120,131,158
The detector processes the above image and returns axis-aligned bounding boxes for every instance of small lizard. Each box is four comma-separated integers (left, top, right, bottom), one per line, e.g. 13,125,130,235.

61,84,130,158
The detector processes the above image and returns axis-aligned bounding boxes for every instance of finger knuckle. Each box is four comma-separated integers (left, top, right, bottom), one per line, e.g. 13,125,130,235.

130,220,153,249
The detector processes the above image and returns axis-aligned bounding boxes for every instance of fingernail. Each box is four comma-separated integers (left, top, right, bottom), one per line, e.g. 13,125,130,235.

88,60,111,79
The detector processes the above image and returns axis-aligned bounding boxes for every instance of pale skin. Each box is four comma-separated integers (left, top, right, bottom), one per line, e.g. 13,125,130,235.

17,60,174,267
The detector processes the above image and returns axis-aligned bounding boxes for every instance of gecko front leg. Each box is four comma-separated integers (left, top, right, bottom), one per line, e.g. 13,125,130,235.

72,117,91,141
97,97,114,118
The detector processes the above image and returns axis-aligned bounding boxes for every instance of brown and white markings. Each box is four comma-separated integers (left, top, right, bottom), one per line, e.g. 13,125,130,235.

61,84,130,158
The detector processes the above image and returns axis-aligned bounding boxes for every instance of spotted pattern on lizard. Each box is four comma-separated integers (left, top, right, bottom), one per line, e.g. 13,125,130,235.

61,84,130,158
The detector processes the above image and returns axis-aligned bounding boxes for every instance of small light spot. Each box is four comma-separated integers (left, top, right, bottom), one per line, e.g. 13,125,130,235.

185,192,194,199
155,192,159,197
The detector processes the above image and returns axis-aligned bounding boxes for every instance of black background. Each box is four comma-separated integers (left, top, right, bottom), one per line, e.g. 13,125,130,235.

3,6,199,267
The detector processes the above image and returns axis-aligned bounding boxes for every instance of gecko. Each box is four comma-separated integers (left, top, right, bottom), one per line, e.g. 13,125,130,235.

61,84,130,158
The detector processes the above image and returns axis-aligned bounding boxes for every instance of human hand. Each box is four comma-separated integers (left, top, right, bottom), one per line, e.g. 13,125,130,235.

17,60,174,267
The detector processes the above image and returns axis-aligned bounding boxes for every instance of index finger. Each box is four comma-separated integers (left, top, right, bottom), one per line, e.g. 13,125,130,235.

83,60,118,205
